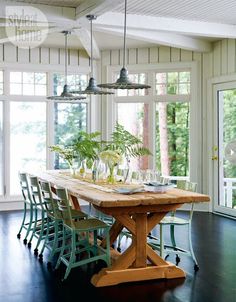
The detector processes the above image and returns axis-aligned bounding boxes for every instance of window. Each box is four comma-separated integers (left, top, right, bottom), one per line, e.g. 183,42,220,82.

10,72,47,96
53,74,88,96
10,102,47,194
0,71,3,95
117,103,149,170
54,102,87,169
116,73,148,97
156,71,190,95
156,102,190,177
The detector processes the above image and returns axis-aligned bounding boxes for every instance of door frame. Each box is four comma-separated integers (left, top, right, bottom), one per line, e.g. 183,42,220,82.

208,75,236,217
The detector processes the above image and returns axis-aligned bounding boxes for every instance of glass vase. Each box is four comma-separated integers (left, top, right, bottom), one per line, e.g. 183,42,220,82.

69,158,78,177
107,165,116,184
78,159,87,178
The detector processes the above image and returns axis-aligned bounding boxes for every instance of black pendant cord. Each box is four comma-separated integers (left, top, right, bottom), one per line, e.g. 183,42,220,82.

90,17,93,78
64,32,68,86
123,0,127,69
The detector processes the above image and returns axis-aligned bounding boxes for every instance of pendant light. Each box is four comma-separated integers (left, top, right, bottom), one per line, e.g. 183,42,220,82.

71,15,114,95
97,0,151,90
47,31,86,100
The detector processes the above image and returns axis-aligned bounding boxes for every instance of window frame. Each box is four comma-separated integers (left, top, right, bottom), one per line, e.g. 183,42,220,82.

0,64,92,202
105,61,201,189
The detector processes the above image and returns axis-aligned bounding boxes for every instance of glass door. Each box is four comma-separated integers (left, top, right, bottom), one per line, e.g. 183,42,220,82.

213,83,236,217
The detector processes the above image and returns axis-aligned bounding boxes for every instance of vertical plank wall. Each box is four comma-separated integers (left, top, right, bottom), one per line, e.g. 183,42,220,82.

0,43,90,67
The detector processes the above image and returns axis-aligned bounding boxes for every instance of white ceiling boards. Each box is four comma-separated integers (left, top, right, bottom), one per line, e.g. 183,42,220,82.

1,0,236,54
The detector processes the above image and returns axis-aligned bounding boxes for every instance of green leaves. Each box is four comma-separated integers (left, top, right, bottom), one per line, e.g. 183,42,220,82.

107,123,152,158
49,145,75,166
49,123,152,167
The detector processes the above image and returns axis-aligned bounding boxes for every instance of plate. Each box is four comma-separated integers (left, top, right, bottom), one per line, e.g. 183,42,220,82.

114,186,144,194
144,183,175,193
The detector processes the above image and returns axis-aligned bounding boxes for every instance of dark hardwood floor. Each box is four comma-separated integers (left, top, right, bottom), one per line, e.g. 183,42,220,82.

0,209,236,302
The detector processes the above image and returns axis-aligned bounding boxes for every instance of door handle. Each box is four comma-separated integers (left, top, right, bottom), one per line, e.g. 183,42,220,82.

212,155,218,160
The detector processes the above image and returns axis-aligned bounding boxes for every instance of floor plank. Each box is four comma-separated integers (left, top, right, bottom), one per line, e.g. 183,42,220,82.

0,209,236,302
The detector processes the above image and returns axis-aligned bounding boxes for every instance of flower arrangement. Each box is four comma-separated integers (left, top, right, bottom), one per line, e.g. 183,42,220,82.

99,150,122,184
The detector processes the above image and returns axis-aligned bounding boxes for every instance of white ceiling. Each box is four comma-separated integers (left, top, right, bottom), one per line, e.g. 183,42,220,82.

2,0,236,56
113,0,236,25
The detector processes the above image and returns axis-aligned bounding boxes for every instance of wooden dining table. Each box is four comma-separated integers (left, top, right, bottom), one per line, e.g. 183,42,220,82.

31,170,210,287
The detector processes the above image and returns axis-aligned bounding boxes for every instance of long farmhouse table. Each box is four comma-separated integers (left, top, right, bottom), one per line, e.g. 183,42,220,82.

31,170,210,287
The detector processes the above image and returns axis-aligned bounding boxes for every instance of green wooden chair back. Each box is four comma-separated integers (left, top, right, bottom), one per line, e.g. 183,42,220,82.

185,181,198,220
40,181,60,217
29,176,44,208
19,173,32,202
55,188,73,223
176,180,187,190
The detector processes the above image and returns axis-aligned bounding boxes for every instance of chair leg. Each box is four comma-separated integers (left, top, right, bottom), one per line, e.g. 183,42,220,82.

23,205,33,243
48,221,60,263
39,216,50,259
63,232,76,280
17,202,27,238
34,210,45,254
55,226,66,269
170,225,177,248
28,207,38,247
160,224,164,258
188,223,199,270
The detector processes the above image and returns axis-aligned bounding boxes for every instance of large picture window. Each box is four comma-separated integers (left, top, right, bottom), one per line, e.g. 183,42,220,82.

10,102,47,195
53,73,88,96
54,102,87,169
156,102,189,177
156,71,190,95
10,72,47,96
117,102,149,170
116,73,149,97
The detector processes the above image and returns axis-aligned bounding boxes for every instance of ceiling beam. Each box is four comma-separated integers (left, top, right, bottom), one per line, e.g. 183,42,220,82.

95,26,212,52
73,28,100,59
95,12,236,39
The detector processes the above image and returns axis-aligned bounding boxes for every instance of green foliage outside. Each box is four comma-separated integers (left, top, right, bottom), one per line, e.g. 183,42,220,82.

222,90,236,207
156,102,190,176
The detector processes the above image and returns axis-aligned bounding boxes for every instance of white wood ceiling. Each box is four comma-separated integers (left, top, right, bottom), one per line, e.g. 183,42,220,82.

2,0,236,55
113,0,236,25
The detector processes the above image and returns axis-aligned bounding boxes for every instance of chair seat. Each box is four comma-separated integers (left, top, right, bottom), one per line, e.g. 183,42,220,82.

64,218,109,231
160,216,190,225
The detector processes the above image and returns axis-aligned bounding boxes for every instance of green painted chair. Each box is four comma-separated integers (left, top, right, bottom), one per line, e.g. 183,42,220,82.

38,181,88,264
55,187,111,281
28,176,50,255
17,173,35,244
148,180,199,271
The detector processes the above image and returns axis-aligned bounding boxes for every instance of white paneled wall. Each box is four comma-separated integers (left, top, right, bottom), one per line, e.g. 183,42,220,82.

0,42,90,67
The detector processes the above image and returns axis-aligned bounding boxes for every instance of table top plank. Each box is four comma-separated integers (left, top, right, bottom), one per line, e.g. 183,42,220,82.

31,170,210,208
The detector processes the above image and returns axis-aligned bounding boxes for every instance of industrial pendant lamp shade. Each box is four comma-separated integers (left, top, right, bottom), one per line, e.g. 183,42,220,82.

71,15,114,95
97,0,151,90
47,31,86,101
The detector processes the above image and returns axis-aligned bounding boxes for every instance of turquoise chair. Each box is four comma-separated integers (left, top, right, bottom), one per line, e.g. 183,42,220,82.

38,181,88,265
148,180,199,271
55,187,111,281
28,176,50,255
17,173,34,244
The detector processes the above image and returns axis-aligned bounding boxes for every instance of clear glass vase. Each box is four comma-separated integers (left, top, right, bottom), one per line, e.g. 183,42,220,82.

78,159,87,178
69,158,78,177
106,164,116,184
